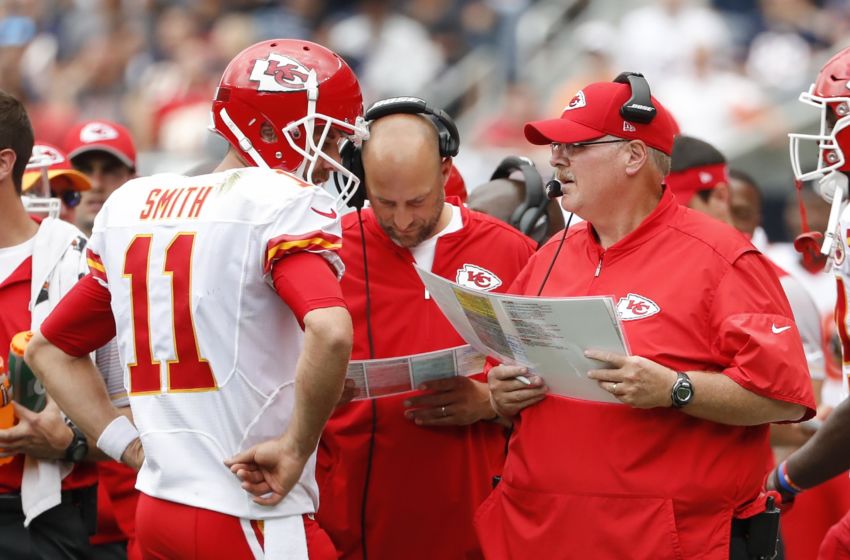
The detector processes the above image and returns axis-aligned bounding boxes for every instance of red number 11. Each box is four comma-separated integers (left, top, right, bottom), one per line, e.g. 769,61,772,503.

123,233,217,395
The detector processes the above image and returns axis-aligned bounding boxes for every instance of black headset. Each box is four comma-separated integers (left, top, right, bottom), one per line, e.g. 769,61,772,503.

613,71,657,124
339,96,461,209
489,155,550,241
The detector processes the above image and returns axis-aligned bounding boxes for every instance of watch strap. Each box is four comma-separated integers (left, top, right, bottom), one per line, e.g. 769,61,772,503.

64,420,88,463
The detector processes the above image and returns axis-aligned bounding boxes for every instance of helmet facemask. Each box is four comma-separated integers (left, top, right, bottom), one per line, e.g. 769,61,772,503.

789,84,850,184
22,151,61,219
283,111,368,209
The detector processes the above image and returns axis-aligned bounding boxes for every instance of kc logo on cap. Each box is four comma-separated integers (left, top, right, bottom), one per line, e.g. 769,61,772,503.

64,119,137,170
80,122,120,143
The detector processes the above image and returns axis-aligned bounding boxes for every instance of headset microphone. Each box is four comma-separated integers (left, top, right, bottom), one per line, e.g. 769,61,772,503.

545,179,562,199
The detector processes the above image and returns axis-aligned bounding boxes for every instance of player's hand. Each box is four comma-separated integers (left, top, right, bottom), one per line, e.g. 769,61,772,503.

0,401,73,460
403,377,496,426
765,467,796,511
585,349,678,409
337,378,357,408
224,436,310,506
488,365,547,419
120,438,145,471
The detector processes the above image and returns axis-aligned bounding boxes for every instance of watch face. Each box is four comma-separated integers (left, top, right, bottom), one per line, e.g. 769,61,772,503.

68,442,87,463
675,385,692,401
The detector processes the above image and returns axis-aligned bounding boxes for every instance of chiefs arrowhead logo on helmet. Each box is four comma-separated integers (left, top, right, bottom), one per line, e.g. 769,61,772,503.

563,90,586,112
456,264,502,292
80,122,119,143
616,293,661,321
27,144,65,169
249,53,313,92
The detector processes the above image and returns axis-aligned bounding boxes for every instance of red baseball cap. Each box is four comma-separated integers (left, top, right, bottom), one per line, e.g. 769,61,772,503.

524,81,678,155
64,120,137,170
666,163,729,205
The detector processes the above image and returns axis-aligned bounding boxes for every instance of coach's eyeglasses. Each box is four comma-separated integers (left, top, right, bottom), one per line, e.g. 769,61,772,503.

550,139,628,158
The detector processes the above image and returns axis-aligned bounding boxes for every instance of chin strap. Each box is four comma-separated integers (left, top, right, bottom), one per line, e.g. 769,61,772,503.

793,173,849,272
793,178,828,273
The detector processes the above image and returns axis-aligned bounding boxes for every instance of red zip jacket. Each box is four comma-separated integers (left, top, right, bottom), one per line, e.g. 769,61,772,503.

475,188,816,560
317,202,535,559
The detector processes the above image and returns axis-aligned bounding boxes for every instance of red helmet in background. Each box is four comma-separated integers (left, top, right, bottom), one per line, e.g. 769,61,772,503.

210,39,367,200
789,47,850,261
790,46,850,182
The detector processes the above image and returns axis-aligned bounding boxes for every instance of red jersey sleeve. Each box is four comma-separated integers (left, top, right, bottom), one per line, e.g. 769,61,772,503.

272,252,346,328
40,274,116,357
710,251,816,420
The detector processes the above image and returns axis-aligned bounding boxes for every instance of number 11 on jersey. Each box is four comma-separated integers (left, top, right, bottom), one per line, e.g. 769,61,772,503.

123,233,217,395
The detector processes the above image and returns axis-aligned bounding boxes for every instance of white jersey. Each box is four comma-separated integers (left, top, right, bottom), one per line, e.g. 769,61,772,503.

87,167,343,520
832,203,850,403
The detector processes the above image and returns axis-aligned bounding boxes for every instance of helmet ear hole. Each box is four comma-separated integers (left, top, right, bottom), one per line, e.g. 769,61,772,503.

259,122,278,143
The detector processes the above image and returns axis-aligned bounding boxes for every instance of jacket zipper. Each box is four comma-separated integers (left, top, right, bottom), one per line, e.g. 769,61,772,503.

594,253,604,277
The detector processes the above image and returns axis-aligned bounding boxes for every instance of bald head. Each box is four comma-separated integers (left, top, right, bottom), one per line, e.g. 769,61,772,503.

360,112,452,247
362,114,442,182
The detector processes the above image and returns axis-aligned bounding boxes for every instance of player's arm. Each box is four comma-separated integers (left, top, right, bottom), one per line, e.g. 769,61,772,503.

767,396,850,501
226,252,352,505
284,304,352,457
25,275,144,469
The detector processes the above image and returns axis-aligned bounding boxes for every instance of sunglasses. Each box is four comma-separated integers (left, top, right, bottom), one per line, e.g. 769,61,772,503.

53,189,81,208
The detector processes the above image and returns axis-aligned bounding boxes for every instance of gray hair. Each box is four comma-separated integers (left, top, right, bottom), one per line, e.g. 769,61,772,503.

595,135,671,177
648,147,671,177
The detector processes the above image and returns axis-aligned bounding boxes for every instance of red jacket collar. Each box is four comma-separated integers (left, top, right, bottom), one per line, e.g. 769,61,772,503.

584,187,679,259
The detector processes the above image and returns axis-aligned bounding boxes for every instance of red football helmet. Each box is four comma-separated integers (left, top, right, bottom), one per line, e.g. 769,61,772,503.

790,46,850,182
210,39,367,202
789,46,850,258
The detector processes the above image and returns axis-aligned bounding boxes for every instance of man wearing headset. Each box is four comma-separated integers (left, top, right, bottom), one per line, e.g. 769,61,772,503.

317,106,535,559
482,76,815,559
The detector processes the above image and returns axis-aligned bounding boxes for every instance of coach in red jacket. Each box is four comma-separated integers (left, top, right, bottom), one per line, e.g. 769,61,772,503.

316,112,536,559
480,78,816,559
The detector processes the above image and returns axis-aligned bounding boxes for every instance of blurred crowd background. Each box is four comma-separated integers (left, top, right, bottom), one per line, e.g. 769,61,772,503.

1,0,849,241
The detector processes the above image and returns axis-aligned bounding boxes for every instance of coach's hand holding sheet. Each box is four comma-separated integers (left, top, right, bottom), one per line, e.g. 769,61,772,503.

415,266,628,405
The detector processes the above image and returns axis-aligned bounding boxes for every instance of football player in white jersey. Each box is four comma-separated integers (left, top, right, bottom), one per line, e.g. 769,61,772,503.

758,45,850,558
24,39,368,560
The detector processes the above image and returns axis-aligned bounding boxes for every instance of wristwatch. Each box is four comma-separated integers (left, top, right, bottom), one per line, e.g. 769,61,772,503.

670,371,694,408
63,419,88,463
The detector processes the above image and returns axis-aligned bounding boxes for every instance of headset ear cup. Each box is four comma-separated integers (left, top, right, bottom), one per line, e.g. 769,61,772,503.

518,199,549,245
